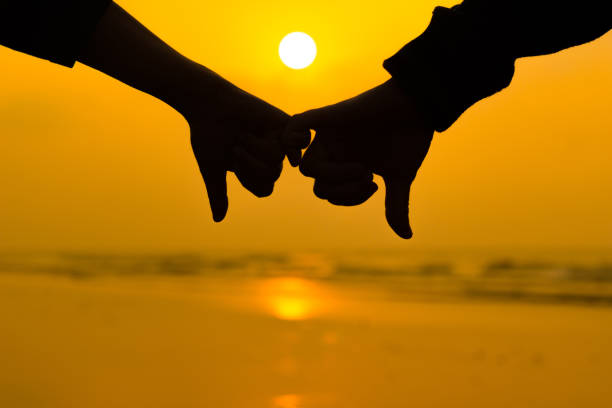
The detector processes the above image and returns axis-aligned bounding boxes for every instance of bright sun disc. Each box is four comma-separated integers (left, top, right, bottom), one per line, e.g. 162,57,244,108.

279,32,317,69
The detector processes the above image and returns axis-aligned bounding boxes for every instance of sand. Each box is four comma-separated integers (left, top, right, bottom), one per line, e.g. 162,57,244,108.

1,251,612,407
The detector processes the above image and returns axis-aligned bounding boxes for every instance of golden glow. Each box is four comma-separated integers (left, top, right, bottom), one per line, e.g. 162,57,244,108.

274,297,309,320
260,277,319,320
4,270,612,407
1,2,612,406
272,393,302,408
0,0,611,251
279,32,317,69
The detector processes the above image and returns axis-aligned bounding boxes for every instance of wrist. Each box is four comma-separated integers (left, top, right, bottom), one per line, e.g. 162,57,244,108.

152,57,202,114
383,6,515,132
382,78,434,131
156,58,229,120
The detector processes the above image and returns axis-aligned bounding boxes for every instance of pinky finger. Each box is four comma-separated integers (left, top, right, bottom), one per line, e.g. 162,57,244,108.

314,178,378,206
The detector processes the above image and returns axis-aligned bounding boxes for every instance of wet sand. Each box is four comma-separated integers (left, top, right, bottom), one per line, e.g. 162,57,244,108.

1,251,612,407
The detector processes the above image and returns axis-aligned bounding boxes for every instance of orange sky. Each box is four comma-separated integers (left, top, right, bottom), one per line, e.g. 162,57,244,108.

0,0,611,251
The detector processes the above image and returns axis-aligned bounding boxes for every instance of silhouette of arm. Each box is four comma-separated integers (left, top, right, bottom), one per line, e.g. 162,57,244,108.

1,1,293,222
0,0,112,67
285,1,610,239
384,0,612,132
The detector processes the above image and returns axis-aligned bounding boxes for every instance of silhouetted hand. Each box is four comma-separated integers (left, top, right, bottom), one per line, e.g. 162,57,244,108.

77,3,295,223
284,79,434,238
178,69,291,222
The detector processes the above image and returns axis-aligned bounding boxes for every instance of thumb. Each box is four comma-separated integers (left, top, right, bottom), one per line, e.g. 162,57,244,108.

383,176,413,239
201,167,229,222
282,108,330,167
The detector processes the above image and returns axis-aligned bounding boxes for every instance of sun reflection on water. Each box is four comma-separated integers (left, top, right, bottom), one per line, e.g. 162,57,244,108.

260,277,322,321
272,393,302,408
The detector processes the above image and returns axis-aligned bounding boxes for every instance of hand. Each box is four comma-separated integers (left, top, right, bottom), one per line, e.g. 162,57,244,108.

178,69,292,222
284,79,434,238
76,3,294,224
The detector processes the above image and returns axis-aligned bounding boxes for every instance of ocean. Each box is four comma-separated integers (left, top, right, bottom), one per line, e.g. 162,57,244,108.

1,248,611,407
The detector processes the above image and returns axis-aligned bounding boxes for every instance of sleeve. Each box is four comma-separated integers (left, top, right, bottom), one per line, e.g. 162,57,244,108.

383,1,612,133
0,0,112,68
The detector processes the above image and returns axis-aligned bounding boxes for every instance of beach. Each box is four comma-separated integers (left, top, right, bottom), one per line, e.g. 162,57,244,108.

1,249,612,407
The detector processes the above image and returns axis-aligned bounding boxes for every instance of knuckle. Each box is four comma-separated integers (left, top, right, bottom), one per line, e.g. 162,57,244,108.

299,160,315,177
299,133,313,148
272,165,283,181
274,150,286,164
253,184,274,198
313,181,328,200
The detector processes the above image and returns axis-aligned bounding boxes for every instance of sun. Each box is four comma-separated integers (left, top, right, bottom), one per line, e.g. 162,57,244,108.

279,32,317,69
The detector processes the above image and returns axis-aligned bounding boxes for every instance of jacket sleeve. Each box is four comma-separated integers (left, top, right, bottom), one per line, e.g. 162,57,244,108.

0,0,112,68
383,1,612,132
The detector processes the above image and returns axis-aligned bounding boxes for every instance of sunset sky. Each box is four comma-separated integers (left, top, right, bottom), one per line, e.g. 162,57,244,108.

1,0,611,251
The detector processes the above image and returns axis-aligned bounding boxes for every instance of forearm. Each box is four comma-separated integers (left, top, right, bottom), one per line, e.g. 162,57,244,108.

0,0,111,67
458,0,611,59
77,2,206,116
385,0,612,132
